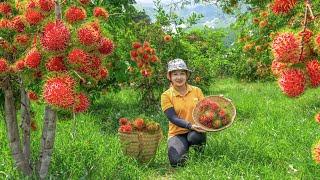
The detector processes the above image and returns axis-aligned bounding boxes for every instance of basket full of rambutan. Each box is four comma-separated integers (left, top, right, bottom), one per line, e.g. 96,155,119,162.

193,95,236,132
118,117,163,163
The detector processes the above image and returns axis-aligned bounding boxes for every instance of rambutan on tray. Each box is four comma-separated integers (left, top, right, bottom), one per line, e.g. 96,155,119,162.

192,95,236,132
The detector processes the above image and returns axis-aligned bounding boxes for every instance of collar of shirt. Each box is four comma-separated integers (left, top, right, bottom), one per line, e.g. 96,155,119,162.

170,84,193,97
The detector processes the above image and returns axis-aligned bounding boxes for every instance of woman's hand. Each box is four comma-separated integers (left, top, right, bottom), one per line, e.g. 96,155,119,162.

190,124,207,133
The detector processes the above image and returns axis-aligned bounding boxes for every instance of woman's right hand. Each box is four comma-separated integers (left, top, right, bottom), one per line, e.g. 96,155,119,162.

191,124,207,133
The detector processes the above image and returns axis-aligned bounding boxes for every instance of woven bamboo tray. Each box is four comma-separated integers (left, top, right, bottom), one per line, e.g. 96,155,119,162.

118,130,162,163
193,95,236,132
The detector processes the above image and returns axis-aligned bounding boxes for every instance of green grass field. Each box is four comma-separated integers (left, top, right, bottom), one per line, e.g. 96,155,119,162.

1,78,320,179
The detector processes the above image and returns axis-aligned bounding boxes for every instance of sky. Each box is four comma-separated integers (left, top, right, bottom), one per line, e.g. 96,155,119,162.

134,0,236,29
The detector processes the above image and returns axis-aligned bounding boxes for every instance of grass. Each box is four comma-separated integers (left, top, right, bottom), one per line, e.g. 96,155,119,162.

1,78,320,179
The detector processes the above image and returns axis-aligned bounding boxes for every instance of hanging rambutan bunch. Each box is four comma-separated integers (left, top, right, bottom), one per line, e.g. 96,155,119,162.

27,0,38,9
93,7,109,20
25,9,44,25
40,20,71,52
38,0,54,12
312,141,320,164
272,32,302,63
68,48,89,66
98,37,114,55
306,60,320,88
271,60,288,77
0,2,12,16
45,56,67,72
271,0,297,15
140,67,152,77
73,92,90,113
278,68,306,97
43,75,76,109
14,34,30,47
28,91,39,101
25,49,42,69
77,25,100,46
11,16,26,32
0,58,9,74
65,6,86,24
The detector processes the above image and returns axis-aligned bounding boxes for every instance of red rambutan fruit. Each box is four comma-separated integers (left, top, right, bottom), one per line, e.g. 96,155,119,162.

11,16,26,32
164,34,172,42
25,9,44,25
150,55,158,63
271,60,288,77
65,6,86,24
119,117,129,125
312,141,320,164
68,48,89,66
38,0,54,12
41,20,71,51
272,0,297,15
43,76,76,109
132,42,142,49
15,34,30,46
98,68,108,79
315,113,320,124
93,7,109,20
0,19,11,29
306,60,320,88
278,68,306,97
119,124,132,133
133,118,145,131
78,0,90,5
0,58,8,73
0,2,12,15
14,59,25,71
74,92,90,113
130,50,138,59
77,25,100,46
272,32,301,63
28,91,39,101
98,37,114,55
298,28,313,43
25,49,41,69
45,56,67,72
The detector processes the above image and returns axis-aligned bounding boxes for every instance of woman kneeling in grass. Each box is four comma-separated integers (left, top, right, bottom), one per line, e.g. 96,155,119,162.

161,58,207,167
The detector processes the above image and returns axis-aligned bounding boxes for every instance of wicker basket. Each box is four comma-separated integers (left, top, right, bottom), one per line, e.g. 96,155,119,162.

118,130,162,163
193,95,236,132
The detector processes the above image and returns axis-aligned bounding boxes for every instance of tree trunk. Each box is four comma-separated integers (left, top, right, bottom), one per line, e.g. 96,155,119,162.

38,106,57,179
37,1,61,179
2,78,32,175
20,80,32,165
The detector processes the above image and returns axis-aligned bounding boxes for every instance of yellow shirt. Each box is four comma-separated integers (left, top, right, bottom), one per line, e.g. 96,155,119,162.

161,84,204,138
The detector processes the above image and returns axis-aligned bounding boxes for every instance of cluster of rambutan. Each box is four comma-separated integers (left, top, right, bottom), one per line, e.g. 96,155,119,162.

271,31,320,97
0,1,113,113
198,99,230,129
118,117,161,134
271,0,297,15
129,41,159,77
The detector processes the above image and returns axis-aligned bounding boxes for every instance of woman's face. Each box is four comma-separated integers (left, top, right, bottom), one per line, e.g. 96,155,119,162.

168,70,188,87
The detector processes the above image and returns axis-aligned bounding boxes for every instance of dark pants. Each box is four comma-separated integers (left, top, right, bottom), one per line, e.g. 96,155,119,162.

168,131,206,167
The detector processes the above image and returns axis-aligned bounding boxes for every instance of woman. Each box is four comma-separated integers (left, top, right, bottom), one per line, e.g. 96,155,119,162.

161,58,207,167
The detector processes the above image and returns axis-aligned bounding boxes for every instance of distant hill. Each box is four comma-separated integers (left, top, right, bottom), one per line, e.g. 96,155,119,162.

134,3,236,28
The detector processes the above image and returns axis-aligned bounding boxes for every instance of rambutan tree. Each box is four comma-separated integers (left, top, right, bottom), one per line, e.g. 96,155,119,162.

0,0,114,178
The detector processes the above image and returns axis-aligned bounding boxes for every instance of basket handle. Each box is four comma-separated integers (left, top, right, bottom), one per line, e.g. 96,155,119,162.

219,94,232,102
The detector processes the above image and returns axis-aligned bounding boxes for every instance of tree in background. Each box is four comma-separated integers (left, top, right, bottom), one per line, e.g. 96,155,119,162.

0,0,114,177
